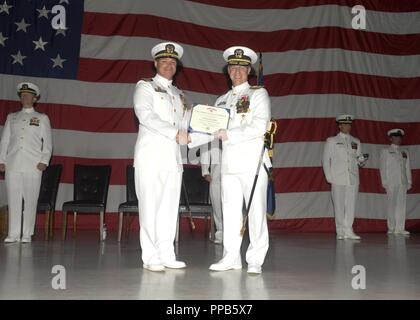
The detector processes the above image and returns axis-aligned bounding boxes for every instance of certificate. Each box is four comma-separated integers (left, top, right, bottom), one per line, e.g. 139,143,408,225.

189,104,230,134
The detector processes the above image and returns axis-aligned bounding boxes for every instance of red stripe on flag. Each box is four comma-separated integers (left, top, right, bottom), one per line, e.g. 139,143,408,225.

0,100,138,133
266,72,420,99
77,58,420,99
82,13,420,55
274,118,420,144
50,156,133,185
273,167,420,194
267,218,420,233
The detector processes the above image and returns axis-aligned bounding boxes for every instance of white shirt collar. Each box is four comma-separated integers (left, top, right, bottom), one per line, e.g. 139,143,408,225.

22,107,34,114
232,81,250,93
338,132,349,138
154,73,173,88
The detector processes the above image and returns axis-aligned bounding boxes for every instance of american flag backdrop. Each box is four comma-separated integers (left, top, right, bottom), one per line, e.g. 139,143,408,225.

1,0,420,232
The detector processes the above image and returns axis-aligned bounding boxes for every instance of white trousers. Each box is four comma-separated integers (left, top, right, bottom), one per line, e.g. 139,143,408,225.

386,185,407,232
209,173,223,235
331,184,358,236
6,170,42,238
135,168,182,265
221,167,269,266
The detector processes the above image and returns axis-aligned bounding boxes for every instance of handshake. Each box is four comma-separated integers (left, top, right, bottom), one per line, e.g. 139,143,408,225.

176,130,190,145
176,129,229,145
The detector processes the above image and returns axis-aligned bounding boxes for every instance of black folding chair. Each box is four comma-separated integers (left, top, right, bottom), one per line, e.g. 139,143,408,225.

61,165,111,241
176,166,214,242
37,164,63,240
117,165,138,242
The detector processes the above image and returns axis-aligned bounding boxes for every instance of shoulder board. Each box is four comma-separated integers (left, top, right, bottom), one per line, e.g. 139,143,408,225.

249,85,264,90
142,78,153,82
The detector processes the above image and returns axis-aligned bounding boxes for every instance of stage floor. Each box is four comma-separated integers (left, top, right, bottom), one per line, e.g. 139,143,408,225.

1,231,419,300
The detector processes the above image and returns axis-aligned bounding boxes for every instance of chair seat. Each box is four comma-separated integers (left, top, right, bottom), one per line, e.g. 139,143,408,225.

179,204,212,214
118,201,139,213
62,200,105,213
179,205,212,219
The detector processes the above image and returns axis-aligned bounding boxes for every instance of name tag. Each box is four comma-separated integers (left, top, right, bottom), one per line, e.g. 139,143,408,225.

351,142,357,150
29,117,40,126
154,87,167,94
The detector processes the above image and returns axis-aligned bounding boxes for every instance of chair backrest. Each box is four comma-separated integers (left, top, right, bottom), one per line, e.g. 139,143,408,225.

38,164,63,208
180,166,210,205
126,165,137,202
73,165,112,205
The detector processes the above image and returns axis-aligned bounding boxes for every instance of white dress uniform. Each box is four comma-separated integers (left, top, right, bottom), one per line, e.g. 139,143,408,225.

0,83,52,242
133,42,189,270
200,142,223,243
379,129,412,234
189,46,272,273
322,115,366,239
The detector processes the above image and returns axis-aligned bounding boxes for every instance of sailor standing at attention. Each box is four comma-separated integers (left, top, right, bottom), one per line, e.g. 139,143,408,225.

322,115,367,240
133,42,190,271
0,82,52,243
379,129,412,236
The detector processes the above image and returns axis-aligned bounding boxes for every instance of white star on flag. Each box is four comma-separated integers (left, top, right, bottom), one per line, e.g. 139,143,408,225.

0,0,13,14
11,50,26,65
0,32,8,47
51,54,67,68
37,5,50,19
55,27,68,37
33,36,48,51
15,18,31,33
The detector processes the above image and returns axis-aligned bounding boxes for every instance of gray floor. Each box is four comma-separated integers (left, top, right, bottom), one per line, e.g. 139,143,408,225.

1,230,419,300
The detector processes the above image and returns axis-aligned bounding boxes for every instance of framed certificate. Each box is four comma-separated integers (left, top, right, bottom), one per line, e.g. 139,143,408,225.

188,104,230,134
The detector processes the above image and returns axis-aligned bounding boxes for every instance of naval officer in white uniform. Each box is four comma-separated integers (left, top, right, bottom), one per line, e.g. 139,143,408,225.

379,129,412,236
322,115,367,240
0,82,52,243
189,46,272,274
133,42,190,271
